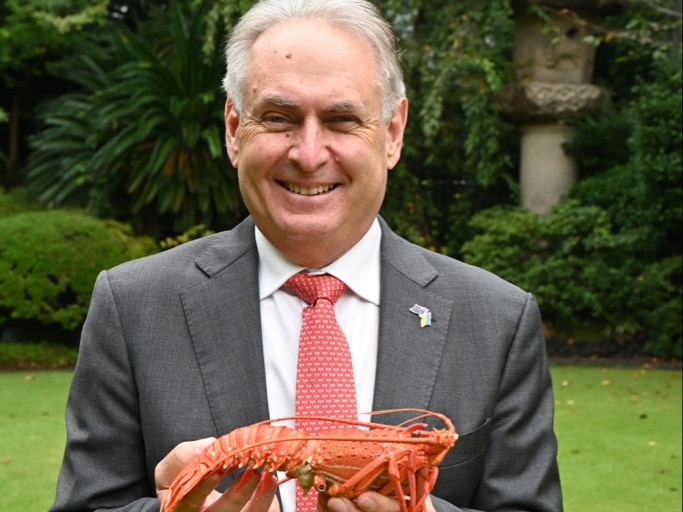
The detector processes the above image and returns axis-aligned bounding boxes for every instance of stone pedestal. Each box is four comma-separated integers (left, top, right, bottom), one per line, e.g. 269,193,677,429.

502,0,626,214
520,124,576,214
500,82,609,214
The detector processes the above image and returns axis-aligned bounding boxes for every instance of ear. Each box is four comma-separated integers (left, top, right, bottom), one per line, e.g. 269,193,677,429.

225,97,240,168
386,97,408,170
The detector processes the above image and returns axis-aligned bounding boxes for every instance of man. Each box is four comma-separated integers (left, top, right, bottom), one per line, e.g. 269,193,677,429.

50,1,562,511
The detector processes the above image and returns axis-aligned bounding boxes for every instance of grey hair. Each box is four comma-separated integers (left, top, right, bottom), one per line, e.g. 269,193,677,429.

223,0,406,121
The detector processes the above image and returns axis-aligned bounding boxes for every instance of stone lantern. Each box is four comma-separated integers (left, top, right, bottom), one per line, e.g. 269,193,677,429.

500,0,626,214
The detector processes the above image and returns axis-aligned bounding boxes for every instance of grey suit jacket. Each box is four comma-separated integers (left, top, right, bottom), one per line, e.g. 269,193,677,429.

50,216,562,512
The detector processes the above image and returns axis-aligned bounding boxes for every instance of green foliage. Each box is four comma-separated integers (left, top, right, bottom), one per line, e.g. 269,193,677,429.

463,15,682,359
159,224,215,250
24,1,248,237
0,186,43,216
380,0,518,253
633,256,683,359
0,0,109,81
0,1,110,188
462,203,681,359
463,203,633,338
4,0,681,357
0,210,157,330
583,0,682,62
0,342,77,369
22,0,518,247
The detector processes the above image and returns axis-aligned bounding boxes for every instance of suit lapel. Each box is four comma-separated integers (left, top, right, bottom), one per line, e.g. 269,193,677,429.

373,220,453,417
180,218,271,435
179,217,453,433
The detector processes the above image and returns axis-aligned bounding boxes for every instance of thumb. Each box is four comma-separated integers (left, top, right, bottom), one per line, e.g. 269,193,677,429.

155,437,216,490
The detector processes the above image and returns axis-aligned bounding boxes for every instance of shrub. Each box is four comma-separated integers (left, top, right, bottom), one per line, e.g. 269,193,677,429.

462,203,629,338
462,203,681,359
0,187,43,217
0,342,78,370
462,54,682,360
0,210,157,333
159,224,214,250
568,56,682,264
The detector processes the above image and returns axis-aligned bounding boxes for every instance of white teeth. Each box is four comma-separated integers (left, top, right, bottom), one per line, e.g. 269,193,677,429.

284,183,336,195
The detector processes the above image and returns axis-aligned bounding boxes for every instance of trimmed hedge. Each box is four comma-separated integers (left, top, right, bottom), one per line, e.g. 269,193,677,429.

0,209,157,332
462,203,682,360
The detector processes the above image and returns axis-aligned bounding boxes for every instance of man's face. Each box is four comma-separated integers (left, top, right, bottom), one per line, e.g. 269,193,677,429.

225,19,407,267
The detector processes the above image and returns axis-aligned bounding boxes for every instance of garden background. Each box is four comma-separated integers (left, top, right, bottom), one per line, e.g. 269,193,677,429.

0,0,681,510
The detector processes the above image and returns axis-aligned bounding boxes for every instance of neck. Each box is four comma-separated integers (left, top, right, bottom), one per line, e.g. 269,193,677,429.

279,240,355,269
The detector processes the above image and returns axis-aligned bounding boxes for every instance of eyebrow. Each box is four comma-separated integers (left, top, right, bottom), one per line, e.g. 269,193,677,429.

252,94,361,114
324,100,361,114
249,94,299,113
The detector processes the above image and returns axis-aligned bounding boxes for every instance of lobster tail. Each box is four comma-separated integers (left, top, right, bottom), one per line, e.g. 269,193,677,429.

164,423,313,511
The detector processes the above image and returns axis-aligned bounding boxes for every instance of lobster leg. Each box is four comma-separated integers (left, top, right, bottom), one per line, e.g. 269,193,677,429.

323,448,418,512
341,449,434,512
377,455,408,512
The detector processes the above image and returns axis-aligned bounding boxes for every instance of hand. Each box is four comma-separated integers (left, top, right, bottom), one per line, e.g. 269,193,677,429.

322,492,436,512
155,438,280,512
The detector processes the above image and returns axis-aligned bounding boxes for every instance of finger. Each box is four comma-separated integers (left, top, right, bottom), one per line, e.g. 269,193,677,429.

169,469,265,512
354,492,401,512
202,468,265,511
317,493,331,511
241,472,279,512
325,497,357,512
156,437,218,511
172,473,222,512
156,437,217,490
424,496,437,512
267,489,282,512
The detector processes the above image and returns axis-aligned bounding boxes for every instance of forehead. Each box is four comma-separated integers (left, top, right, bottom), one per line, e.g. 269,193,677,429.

250,17,376,62
243,19,382,109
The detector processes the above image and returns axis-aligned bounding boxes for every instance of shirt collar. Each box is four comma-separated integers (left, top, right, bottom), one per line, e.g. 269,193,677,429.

255,218,381,305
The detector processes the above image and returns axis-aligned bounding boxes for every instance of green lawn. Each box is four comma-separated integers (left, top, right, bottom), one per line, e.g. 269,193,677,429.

552,366,682,512
0,371,71,512
1,367,681,511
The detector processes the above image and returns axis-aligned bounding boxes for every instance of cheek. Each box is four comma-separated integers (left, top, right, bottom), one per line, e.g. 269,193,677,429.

353,168,387,209
241,132,291,166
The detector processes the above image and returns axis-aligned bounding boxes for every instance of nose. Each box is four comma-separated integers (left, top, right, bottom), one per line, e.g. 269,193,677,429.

288,119,330,172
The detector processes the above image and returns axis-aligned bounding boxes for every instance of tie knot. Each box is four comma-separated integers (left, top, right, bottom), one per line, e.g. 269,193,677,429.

285,272,346,306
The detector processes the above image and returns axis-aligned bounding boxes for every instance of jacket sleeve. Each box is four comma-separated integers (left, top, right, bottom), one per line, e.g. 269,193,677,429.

49,271,160,512
476,294,562,511
431,293,563,512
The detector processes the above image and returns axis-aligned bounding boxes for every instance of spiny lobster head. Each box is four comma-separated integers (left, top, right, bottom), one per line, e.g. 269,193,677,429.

405,413,458,466
412,427,458,466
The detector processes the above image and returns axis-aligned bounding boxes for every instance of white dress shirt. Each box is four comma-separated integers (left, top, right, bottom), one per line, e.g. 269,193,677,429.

255,219,381,511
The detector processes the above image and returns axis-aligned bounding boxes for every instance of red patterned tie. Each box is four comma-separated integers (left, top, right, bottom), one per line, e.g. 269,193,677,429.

285,272,358,511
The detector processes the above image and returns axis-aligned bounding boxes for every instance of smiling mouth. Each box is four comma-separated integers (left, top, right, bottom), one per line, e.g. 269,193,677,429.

281,182,338,196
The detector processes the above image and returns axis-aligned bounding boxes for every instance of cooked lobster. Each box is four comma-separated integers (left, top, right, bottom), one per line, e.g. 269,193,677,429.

164,408,457,512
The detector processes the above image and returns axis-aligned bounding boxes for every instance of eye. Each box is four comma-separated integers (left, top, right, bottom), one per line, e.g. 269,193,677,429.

263,114,287,124
327,115,361,131
260,113,295,131
332,115,356,123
